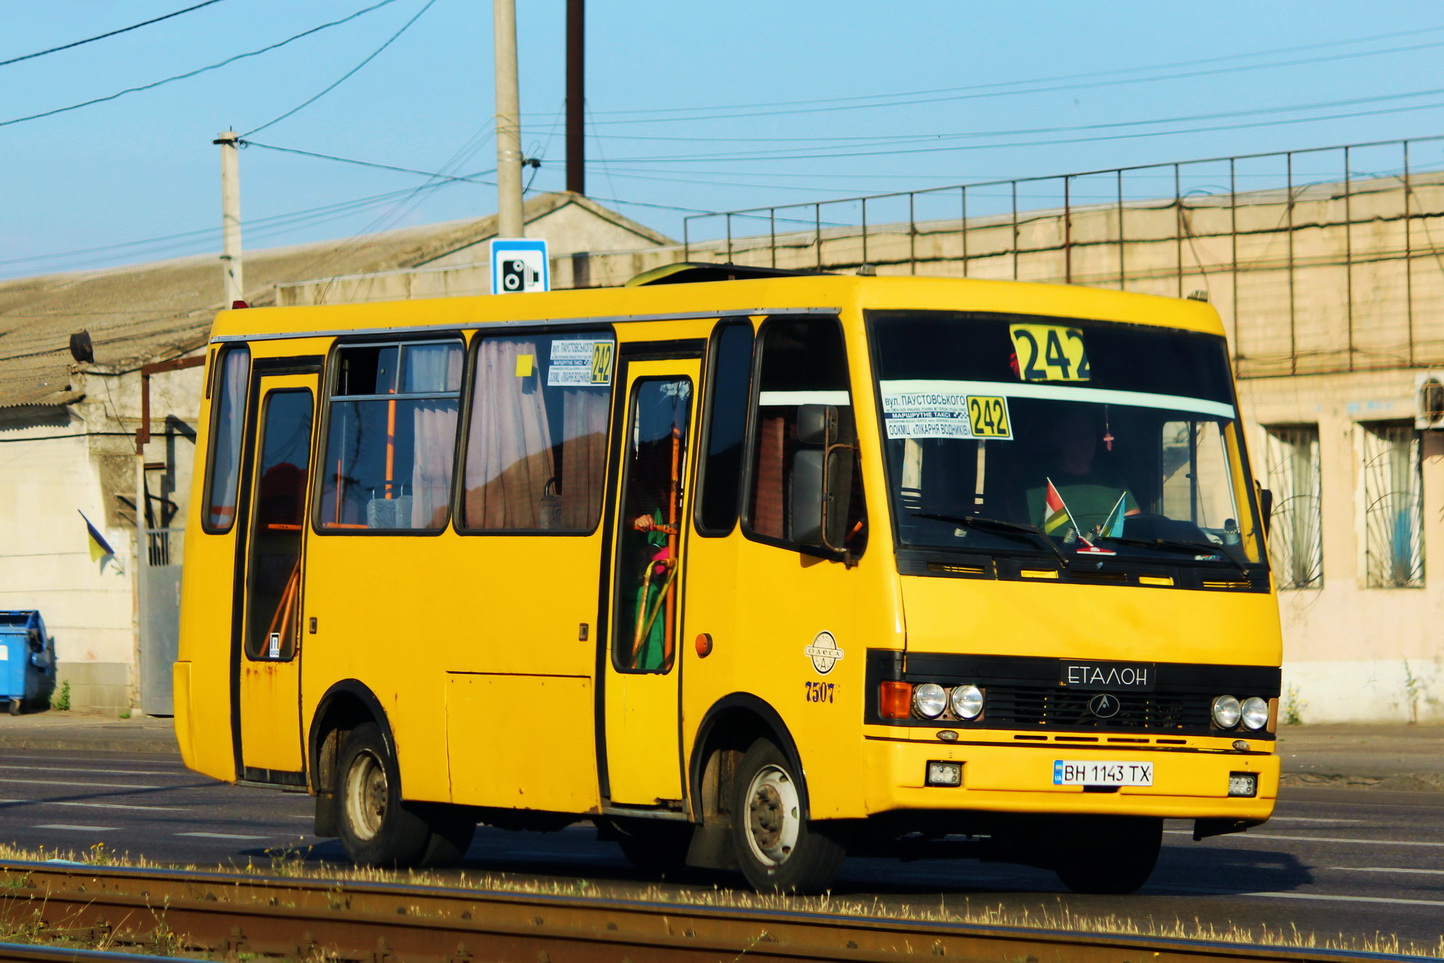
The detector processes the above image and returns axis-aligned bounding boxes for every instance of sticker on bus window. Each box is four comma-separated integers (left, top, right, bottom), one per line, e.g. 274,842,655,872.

966,396,1011,438
1009,324,1090,382
879,384,1013,440
548,339,614,387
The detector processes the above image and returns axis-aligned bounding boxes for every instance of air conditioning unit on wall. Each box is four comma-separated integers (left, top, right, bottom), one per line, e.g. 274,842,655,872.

1416,372,1444,430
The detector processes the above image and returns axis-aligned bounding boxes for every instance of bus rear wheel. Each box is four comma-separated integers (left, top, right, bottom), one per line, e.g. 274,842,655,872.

337,722,457,867
730,738,844,893
1052,816,1162,894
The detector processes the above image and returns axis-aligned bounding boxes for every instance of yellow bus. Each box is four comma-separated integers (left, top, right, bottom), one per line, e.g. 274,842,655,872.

175,265,1281,894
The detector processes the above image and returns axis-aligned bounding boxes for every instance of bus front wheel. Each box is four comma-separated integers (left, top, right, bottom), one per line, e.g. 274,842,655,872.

730,738,845,893
336,722,434,867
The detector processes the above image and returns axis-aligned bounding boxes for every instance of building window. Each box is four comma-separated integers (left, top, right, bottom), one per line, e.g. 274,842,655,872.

1263,425,1323,589
1361,422,1423,588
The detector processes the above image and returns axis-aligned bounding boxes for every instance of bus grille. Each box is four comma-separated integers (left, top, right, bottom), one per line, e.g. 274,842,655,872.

986,686,1205,733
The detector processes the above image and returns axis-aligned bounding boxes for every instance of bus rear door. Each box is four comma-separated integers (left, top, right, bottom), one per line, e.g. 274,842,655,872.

602,357,701,808
233,368,317,784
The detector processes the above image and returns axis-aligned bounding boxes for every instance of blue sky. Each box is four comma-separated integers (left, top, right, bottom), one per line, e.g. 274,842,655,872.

3,0,1443,279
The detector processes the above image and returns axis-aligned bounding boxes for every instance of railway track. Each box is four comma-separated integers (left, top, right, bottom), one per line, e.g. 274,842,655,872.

0,860,1429,962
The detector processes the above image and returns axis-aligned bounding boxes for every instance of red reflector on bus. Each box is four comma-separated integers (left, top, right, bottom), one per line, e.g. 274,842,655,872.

880,681,912,719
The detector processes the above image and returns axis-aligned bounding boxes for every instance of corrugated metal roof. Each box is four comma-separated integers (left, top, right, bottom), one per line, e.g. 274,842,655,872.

0,193,669,409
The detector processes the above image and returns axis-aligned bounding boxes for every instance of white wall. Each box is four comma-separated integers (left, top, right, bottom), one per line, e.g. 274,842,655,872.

1242,371,1444,723
0,421,134,677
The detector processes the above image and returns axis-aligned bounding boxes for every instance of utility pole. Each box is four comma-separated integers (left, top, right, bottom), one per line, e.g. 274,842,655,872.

493,0,524,237
214,130,243,306
566,0,584,195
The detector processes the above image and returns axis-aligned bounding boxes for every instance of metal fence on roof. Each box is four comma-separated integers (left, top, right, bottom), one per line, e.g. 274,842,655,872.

682,135,1444,378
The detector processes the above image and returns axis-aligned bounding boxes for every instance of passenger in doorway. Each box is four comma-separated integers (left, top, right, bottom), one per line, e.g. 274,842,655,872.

1025,407,1138,543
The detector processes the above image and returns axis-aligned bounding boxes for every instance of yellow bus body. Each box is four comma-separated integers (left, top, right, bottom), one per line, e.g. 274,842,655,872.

176,272,1281,892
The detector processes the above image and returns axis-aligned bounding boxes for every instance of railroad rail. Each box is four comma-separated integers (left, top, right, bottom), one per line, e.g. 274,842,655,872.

0,860,1428,962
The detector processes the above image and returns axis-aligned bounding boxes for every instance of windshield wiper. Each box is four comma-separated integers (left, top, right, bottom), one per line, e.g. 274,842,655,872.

1101,536,1252,578
911,512,1070,568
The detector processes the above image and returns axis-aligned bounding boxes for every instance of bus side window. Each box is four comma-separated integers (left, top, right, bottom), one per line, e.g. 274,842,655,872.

460,331,614,533
317,340,463,532
744,317,866,555
202,345,250,533
694,321,753,536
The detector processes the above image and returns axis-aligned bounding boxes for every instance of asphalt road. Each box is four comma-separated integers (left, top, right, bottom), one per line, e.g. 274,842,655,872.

0,749,1440,953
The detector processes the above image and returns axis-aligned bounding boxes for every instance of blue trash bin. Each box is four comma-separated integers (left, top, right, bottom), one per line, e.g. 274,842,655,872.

0,611,56,715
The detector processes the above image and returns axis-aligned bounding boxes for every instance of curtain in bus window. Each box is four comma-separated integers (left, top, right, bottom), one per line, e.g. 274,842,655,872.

464,339,556,528
207,347,250,530
410,403,458,528
402,343,463,393
751,416,787,539
405,344,464,529
559,387,608,530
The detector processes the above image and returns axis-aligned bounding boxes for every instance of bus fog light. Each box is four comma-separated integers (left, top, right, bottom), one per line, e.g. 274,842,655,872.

1240,697,1269,730
1228,771,1257,797
950,684,984,720
926,761,963,787
913,683,947,719
1211,695,1241,729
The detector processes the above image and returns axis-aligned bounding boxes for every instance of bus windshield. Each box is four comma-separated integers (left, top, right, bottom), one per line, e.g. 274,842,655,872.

869,310,1266,569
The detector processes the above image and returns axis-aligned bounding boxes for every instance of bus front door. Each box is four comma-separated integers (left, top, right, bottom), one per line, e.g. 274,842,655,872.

233,370,317,784
603,359,700,808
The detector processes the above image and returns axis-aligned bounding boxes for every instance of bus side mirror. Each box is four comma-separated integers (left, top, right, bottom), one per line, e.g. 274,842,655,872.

1257,484,1273,539
791,404,855,556
797,404,838,447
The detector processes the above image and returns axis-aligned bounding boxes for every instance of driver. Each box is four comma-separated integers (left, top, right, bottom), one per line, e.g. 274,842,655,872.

1025,407,1138,542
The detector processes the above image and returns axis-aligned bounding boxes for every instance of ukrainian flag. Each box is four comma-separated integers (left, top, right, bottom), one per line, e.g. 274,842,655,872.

79,510,116,563
1099,492,1129,538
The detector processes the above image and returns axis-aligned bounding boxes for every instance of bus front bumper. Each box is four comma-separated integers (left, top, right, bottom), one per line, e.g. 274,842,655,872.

860,733,1279,824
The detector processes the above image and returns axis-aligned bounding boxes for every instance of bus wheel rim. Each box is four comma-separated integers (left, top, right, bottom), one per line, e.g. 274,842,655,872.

745,763,800,868
344,749,387,841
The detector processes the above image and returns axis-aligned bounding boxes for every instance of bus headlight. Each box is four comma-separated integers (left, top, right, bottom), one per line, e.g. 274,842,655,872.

1211,694,1242,729
913,683,947,719
950,684,984,720
1240,696,1269,730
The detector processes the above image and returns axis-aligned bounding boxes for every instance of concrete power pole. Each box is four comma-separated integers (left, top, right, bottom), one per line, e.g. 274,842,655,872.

493,0,524,237
214,130,244,306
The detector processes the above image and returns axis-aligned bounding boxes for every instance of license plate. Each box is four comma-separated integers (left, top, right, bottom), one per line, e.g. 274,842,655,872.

1053,760,1153,787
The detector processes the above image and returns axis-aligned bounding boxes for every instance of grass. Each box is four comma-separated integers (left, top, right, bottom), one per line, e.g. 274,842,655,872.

0,842,1438,959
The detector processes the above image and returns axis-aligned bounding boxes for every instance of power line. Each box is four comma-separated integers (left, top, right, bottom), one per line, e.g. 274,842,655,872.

0,0,229,68
0,131,505,276
242,140,496,184
572,80,1444,144
591,97,1444,165
573,23,1444,119
580,37,1444,128
0,0,402,130
0,179,485,273
242,0,437,137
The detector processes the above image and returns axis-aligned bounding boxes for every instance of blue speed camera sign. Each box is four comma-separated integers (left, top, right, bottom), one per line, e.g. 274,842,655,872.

491,238,550,294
